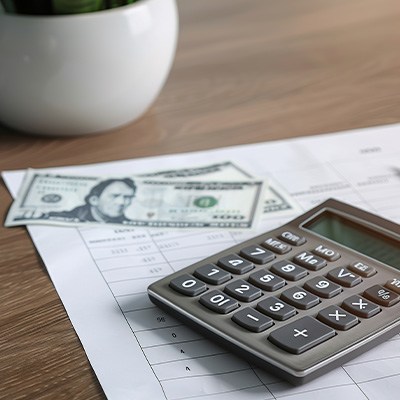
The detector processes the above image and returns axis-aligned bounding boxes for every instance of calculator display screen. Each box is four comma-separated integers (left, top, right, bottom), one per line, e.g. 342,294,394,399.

304,211,400,270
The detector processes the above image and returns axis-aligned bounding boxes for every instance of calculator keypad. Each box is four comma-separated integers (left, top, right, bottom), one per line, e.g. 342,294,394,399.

149,199,400,384
168,231,394,331
168,236,390,330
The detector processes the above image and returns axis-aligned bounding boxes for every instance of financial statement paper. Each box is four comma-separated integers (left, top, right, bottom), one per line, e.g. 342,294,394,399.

3,123,400,400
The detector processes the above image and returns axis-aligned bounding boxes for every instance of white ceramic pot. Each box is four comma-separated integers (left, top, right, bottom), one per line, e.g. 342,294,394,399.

0,0,178,136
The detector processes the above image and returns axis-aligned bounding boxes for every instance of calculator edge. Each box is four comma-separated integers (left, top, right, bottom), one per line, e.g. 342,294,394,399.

148,289,400,385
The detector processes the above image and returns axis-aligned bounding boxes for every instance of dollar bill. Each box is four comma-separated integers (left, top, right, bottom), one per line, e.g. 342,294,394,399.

5,170,265,229
138,161,251,180
139,161,302,218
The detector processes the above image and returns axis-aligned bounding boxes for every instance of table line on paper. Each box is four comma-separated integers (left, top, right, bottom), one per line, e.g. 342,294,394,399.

142,338,216,350
158,368,254,383
151,351,229,366
171,384,269,400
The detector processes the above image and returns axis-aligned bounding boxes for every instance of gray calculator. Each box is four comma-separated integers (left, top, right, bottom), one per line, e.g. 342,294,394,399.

147,199,400,384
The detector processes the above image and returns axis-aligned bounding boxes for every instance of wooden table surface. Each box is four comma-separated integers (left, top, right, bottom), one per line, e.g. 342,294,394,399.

1,0,399,398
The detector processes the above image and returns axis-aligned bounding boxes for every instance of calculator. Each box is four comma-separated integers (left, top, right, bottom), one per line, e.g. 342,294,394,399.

147,199,400,384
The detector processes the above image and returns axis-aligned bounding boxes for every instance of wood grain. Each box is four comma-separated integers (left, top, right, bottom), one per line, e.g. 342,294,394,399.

1,0,399,398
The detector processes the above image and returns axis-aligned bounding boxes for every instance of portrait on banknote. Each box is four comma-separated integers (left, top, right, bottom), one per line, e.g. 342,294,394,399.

45,178,136,223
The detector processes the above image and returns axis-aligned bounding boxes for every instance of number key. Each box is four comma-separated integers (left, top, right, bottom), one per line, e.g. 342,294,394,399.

224,279,262,302
280,286,320,310
169,274,207,296
194,264,231,285
218,254,254,274
240,245,275,264
270,260,308,281
304,276,342,298
257,297,296,321
199,290,239,314
248,269,285,291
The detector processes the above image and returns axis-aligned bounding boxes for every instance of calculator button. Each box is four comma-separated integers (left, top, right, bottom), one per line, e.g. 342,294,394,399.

224,279,262,302
317,305,359,331
342,295,381,318
279,231,306,246
348,261,376,278
312,245,340,261
194,264,231,285
303,276,342,298
280,286,320,310
199,290,239,314
257,297,296,321
169,274,207,296
363,285,400,307
384,278,400,295
261,238,291,254
293,251,327,271
217,254,254,274
248,269,286,291
326,267,362,287
232,307,274,332
270,260,308,281
268,316,335,354
239,245,275,264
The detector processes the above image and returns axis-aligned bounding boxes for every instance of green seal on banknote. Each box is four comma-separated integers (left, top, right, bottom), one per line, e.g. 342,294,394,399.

193,196,218,208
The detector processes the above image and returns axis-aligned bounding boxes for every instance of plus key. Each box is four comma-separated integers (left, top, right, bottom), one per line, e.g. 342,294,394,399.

268,316,335,354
